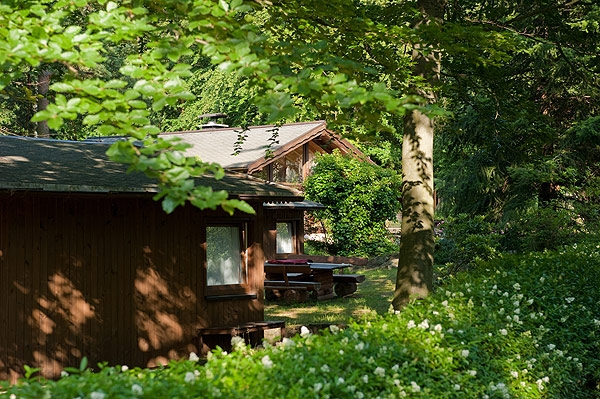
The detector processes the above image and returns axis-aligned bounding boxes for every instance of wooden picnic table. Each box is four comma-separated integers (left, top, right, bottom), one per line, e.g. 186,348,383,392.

264,261,365,302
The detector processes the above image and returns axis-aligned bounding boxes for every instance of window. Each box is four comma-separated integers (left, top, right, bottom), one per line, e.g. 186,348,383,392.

206,225,246,287
276,222,296,254
272,147,303,183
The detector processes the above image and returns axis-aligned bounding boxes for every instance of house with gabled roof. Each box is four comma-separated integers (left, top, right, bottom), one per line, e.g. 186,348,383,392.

160,120,371,185
0,135,302,381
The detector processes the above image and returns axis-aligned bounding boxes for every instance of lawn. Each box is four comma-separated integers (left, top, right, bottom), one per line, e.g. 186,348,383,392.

264,266,397,330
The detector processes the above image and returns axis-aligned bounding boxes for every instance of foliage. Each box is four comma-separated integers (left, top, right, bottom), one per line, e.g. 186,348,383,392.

435,214,501,278
3,243,600,398
303,152,402,257
498,205,592,253
435,204,598,274
436,1,600,224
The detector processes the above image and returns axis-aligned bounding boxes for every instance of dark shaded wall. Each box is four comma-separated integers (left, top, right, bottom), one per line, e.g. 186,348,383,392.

0,192,265,382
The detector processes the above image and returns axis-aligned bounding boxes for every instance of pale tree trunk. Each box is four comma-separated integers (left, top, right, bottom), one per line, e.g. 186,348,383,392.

393,0,444,310
36,69,52,138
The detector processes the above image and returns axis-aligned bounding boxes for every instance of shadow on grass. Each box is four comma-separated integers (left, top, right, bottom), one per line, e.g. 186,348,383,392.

265,267,397,329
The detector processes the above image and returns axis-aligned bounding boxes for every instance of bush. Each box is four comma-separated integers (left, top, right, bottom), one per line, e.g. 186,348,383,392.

499,205,588,253
435,214,501,278
3,244,600,398
303,152,401,257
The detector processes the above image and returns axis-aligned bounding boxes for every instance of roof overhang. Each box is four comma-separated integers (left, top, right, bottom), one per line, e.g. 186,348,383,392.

263,200,326,210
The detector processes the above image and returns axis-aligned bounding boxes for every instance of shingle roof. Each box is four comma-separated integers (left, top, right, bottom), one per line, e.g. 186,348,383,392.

84,120,370,173
160,120,360,172
0,135,301,199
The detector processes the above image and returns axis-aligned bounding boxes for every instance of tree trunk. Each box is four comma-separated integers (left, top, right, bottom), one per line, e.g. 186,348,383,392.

393,0,444,310
36,69,52,138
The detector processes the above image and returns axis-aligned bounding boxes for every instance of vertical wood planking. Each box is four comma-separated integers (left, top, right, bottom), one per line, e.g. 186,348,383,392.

0,196,6,379
1,192,273,376
14,195,26,374
23,196,34,373
37,196,49,371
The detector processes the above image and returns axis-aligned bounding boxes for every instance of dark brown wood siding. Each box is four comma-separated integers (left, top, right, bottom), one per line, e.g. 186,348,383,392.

0,192,265,382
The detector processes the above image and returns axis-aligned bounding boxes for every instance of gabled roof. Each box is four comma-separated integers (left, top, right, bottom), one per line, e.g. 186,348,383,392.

0,136,301,200
160,120,369,173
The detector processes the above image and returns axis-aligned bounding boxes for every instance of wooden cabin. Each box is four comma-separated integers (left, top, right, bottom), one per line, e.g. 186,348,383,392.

0,136,303,382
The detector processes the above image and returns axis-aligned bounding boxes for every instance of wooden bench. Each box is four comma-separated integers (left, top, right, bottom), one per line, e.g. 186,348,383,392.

198,320,286,355
264,264,320,303
332,273,366,297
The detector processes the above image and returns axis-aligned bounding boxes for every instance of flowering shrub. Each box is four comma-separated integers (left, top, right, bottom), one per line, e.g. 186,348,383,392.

2,244,599,398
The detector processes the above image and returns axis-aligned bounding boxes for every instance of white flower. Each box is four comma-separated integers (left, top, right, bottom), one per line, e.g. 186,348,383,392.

313,382,323,392
407,320,416,329
434,324,443,333
510,371,519,378
547,344,556,350
454,384,461,390
91,392,106,399
441,300,448,307
565,297,575,304
461,349,470,358
356,392,364,399
231,336,245,350
261,355,273,368
418,319,429,329
184,371,196,383
468,369,477,376
513,283,521,290
329,324,340,334
374,367,385,377
188,352,200,362
362,375,369,383
411,381,421,392
131,384,143,395
355,341,365,351
337,377,345,385
321,364,330,373
300,326,311,338
60,370,69,377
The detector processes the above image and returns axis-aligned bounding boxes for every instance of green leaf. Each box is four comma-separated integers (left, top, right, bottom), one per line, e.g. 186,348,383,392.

50,82,74,92
83,114,101,125
222,199,256,215
161,195,181,214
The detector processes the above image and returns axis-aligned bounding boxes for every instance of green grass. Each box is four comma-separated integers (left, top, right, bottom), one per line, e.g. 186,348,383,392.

265,267,397,329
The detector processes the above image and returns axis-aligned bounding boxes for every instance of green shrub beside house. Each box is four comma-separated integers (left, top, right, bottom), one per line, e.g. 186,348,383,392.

2,242,599,398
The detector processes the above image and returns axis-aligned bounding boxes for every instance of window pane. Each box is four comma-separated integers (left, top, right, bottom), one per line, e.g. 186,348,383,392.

276,222,295,253
272,148,303,183
207,226,243,285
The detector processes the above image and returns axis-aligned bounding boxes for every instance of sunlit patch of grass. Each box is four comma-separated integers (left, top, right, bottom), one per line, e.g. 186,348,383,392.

265,266,397,329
